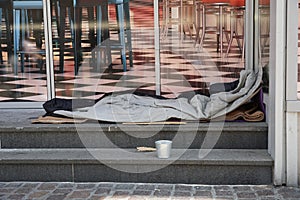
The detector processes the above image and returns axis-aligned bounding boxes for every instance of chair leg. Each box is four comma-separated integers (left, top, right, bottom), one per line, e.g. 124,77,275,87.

226,10,234,57
20,52,25,70
5,8,13,64
74,7,81,75
24,10,29,40
54,0,60,36
235,16,243,53
179,0,183,39
241,12,245,59
114,4,123,64
160,0,166,36
20,9,26,72
92,4,108,71
183,6,193,39
219,5,223,56
93,5,101,71
59,5,66,72
33,10,43,49
194,27,200,46
0,8,3,64
162,3,170,38
116,3,127,72
223,11,230,44
199,6,206,48
194,4,201,46
88,7,96,48
13,9,20,75
124,1,132,68
101,4,111,69
69,7,74,41
78,8,82,59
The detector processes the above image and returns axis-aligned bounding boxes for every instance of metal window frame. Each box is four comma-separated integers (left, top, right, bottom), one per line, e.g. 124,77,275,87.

245,0,254,71
285,0,299,187
269,0,299,186
273,0,287,185
43,0,55,100
269,0,287,186
154,0,161,96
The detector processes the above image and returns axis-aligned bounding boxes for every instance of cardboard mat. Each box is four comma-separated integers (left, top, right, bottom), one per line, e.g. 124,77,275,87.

31,116,88,124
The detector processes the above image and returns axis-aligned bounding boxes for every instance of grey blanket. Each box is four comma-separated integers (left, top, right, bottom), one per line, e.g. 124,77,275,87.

55,68,262,122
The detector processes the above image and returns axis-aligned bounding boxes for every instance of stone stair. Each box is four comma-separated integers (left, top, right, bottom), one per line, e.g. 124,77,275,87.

0,109,273,184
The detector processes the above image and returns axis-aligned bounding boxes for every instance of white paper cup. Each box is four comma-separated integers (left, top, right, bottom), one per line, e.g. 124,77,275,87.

155,140,172,159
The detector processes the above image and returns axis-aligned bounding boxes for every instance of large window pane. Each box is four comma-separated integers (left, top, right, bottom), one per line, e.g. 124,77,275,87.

52,0,249,101
0,2,47,102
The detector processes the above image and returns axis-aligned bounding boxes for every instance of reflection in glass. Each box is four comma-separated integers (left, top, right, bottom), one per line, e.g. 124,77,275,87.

0,0,254,102
53,0,249,102
0,1,47,102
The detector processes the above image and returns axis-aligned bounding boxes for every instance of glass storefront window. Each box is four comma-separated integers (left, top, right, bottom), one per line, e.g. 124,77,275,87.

0,2,47,102
0,0,263,104
53,1,158,100
51,0,248,101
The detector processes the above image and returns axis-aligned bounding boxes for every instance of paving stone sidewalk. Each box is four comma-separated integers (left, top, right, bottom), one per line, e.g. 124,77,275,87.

0,182,300,200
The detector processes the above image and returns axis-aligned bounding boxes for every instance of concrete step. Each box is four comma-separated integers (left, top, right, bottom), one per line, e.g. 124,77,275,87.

0,148,273,184
0,122,268,149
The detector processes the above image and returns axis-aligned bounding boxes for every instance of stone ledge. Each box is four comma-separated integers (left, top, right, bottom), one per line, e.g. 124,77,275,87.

0,122,268,133
0,149,273,166
0,109,268,132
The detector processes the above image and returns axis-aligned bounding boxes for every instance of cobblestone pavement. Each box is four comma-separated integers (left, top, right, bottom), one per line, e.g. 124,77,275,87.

0,182,300,200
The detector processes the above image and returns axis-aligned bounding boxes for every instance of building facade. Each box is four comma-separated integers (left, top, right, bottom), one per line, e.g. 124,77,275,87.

0,0,299,186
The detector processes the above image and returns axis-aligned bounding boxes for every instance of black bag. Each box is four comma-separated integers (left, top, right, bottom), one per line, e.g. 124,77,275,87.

43,98,95,113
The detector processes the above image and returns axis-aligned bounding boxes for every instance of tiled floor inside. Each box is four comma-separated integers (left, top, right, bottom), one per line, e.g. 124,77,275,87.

0,1,267,103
